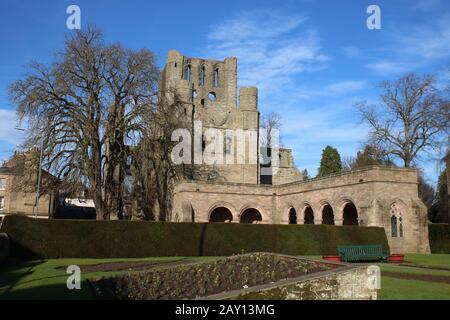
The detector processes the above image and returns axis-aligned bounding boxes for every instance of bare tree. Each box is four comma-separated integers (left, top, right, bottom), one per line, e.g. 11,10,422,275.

260,112,282,147
130,89,190,221
356,73,448,168
9,27,158,220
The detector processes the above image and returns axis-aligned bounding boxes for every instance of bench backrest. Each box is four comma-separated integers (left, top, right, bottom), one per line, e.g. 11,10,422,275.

337,244,384,256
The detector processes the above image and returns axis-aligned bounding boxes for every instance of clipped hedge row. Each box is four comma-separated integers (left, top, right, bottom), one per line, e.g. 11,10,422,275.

428,223,450,253
0,215,389,259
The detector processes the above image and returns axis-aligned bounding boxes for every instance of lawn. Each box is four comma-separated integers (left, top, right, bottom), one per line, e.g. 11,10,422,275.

0,257,209,299
378,254,450,300
1,254,449,300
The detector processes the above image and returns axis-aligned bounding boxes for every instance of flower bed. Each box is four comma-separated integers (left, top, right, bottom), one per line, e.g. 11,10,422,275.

89,253,342,300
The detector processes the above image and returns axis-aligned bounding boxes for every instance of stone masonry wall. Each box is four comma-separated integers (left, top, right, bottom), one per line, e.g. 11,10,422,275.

172,166,430,253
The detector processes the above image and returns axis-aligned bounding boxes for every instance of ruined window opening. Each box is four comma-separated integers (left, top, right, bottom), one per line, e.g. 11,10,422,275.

200,66,205,86
391,215,398,237
186,64,191,81
225,136,232,154
174,62,177,68
240,208,263,224
214,68,219,86
210,207,233,222
288,208,297,224
208,92,216,101
201,99,205,107
304,206,314,224
322,204,334,225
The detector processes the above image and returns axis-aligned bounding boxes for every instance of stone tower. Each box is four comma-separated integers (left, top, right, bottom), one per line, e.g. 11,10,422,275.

160,50,260,184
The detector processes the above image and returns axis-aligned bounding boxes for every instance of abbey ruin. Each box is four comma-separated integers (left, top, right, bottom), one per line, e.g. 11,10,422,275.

162,50,430,254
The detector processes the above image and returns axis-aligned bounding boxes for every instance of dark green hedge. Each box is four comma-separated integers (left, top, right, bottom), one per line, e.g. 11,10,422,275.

429,223,450,253
0,215,389,259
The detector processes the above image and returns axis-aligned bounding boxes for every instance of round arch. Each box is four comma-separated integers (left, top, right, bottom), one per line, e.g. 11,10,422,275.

301,204,315,224
240,208,263,224
320,202,335,225
207,202,237,222
342,202,358,225
288,207,297,224
209,207,233,222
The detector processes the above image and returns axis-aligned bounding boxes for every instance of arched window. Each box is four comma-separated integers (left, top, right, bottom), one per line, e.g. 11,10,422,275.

214,68,219,86
200,65,205,86
225,136,232,154
186,64,191,81
391,215,398,237
390,204,403,238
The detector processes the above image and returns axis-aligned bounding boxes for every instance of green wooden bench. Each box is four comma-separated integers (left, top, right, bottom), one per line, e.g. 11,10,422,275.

337,244,389,262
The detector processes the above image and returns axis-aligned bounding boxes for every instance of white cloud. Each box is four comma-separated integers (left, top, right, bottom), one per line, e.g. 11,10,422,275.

342,46,361,58
412,0,441,12
202,11,328,96
365,60,412,75
0,108,24,165
364,15,450,74
0,108,22,146
397,17,450,60
326,81,366,95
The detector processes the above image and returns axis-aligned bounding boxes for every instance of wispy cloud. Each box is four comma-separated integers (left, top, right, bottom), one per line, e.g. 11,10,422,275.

364,15,450,75
0,108,21,146
342,46,361,58
200,10,371,175
365,60,413,75
412,0,441,12
0,108,24,163
202,11,328,95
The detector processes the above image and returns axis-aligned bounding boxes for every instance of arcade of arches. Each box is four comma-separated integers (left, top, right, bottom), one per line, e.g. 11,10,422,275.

208,201,360,226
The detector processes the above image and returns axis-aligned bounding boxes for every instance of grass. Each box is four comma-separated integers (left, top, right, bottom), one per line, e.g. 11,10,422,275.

378,277,450,300
403,253,450,269
0,257,207,299
378,254,450,300
1,254,450,300
306,254,450,300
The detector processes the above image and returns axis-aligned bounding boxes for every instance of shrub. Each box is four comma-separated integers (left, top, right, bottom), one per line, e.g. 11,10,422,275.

0,215,389,259
428,223,450,253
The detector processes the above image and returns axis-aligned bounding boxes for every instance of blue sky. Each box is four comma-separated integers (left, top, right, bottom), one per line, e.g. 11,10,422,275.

0,0,448,184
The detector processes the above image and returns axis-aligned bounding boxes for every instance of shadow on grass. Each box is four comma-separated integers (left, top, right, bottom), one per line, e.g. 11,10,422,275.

0,259,95,300
0,259,44,297
1,280,94,300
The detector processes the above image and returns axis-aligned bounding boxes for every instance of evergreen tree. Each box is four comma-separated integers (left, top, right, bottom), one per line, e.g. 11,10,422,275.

318,146,342,177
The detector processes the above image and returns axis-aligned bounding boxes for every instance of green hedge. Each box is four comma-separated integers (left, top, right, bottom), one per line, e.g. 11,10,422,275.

429,224,450,253
0,215,389,259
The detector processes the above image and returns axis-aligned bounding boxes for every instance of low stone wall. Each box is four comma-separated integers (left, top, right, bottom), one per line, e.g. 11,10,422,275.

203,265,377,300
